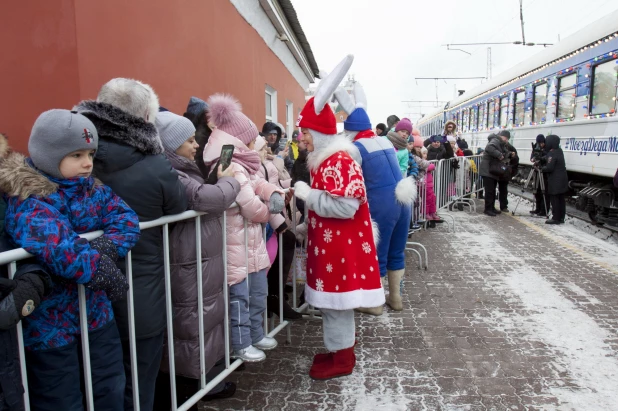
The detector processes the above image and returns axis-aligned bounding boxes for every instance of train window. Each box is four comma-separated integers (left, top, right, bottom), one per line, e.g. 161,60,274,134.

499,96,509,127
514,91,526,126
590,58,618,115
478,103,486,130
462,108,468,132
488,99,495,128
557,72,577,119
532,83,548,123
456,112,461,129
471,106,478,131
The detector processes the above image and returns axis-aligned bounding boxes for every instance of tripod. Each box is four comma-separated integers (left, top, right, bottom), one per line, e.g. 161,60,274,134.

511,166,550,219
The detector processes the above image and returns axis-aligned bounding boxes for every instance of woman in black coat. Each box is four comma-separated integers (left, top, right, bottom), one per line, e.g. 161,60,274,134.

541,135,568,224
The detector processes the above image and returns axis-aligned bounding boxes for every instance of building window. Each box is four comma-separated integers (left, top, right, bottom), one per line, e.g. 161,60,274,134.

285,101,294,137
590,58,618,116
478,102,486,130
265,85,277,123
514,91,526,126
499,96,509,127
557,73,577,119
532,83,548,123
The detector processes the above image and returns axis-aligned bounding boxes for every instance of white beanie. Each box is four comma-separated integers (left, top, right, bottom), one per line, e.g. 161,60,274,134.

447,136,456,143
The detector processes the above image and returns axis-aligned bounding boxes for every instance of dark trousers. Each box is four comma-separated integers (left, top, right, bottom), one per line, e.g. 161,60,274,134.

26,321,125,411
482,176,498,211
153,358,227,411
534,173,550,214
498,180,509,210
267,230,296,297
122,331,165,411
550,194,566,222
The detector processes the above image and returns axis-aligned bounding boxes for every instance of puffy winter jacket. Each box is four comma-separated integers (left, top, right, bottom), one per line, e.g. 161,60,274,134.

479,135,509,178
160,151,240,379
1,155,140,350
76,100,188,340
203,130,283,285
542,135,569,195
257,160,290,233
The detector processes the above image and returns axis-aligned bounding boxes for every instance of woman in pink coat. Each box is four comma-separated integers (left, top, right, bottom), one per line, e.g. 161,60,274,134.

203,94,285,363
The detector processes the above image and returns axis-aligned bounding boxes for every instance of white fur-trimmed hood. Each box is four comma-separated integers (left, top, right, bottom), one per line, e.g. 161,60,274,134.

307,135,361,171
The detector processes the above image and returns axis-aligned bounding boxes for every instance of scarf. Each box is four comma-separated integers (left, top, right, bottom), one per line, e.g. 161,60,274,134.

387,131,408,150
353,130,376,141
203,129,261,175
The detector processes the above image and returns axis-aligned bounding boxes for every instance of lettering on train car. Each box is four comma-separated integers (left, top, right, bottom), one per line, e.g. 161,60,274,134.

563,136,618,155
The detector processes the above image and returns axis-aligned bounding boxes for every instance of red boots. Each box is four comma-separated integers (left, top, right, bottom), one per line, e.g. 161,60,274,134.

309,347,356,380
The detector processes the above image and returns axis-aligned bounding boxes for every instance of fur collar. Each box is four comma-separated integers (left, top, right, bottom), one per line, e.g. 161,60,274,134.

74,100,163,155
0,153,57,200
307,135,361,171
0,134,9,160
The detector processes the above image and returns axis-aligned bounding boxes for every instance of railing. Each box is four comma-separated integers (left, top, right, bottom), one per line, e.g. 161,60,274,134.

3,201,296,411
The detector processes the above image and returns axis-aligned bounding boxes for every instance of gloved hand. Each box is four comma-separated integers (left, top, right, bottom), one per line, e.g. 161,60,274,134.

451,160,460,170
90,236,119,262
269,192,285,214
7,272,46,322
86,255,129,302
294,181,311,201
295,222,308,243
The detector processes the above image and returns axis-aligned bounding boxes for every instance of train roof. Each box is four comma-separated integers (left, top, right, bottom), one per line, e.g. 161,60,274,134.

448,9,618,109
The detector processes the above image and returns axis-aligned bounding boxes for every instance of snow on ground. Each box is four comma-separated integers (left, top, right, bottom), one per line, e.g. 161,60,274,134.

451,209,618,410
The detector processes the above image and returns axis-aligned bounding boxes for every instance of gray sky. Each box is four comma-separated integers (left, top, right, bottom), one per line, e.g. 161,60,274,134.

291,0,618,126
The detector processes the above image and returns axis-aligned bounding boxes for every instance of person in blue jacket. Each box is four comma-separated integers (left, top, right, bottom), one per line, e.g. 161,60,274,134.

334,84,417,314
1,110,140,410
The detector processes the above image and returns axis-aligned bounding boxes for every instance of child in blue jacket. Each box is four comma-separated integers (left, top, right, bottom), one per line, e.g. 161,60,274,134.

0,110,140,410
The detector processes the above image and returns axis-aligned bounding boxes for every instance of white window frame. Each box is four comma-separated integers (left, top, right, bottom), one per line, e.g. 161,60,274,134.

265,85,277,123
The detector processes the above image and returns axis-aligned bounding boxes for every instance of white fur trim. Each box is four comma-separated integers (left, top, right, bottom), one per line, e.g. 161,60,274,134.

293,181,311,201
395,176,417,206
371,218,380,247
307,135,361,172
305,285,385,311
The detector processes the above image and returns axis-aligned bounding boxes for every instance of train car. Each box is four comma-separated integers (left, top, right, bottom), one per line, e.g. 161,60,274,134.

417,10,618,226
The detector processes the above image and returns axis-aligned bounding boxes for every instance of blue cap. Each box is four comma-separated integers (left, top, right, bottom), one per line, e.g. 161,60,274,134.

344,107,371,131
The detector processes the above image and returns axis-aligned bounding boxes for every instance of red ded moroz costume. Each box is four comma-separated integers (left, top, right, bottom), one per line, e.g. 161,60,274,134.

305,150,383,309
293,55,385,380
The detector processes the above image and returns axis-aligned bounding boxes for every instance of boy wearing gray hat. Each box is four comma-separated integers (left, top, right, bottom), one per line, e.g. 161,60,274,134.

0,109,141,410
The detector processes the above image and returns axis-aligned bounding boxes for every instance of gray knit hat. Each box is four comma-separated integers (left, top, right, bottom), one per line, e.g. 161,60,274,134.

28,109,98,179
186,96,208,117
156,111,196,152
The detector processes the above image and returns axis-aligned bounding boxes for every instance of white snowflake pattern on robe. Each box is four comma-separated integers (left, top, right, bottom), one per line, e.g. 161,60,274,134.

323,229,333,243
362,242,372,254
316,278,324,291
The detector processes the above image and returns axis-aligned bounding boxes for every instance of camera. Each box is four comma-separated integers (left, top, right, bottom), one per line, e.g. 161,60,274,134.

530,142,546,166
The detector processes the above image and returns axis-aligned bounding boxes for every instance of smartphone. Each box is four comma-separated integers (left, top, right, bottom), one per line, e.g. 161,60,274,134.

219,145,235,171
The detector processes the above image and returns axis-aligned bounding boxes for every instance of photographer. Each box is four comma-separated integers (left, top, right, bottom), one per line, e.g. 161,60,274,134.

497,131,518,212
541,134,568,225
479,133,510,216
530,134,550,216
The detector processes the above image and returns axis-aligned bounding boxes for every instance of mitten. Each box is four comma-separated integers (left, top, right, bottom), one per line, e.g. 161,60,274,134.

452,160,460,170
294,181,311,201
86,255,129,302
11,272,46,320
295,223,308,243
90,236,119,262
269,192,284,214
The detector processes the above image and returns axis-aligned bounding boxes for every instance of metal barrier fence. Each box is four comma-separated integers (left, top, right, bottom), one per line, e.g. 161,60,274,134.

2,200,297,411
421,155,485,232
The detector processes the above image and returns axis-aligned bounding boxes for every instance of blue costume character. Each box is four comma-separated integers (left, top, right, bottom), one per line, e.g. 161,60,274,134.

333,84,416,313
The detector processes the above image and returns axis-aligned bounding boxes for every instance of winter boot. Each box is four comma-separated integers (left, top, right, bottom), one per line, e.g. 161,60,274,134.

386,269,405,311
309,347,356,380
355,305,384,316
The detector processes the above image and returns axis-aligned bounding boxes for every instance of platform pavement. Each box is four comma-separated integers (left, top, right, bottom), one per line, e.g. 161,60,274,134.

201,202,618,411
